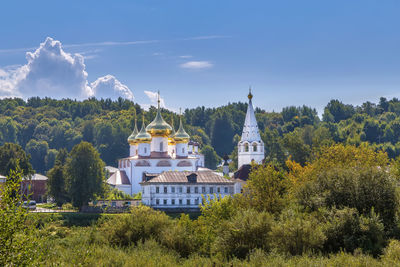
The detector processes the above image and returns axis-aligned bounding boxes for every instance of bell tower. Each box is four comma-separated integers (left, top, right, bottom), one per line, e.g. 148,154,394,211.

238,88,264,168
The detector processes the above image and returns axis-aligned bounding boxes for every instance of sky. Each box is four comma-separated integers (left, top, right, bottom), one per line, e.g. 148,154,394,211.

0,0,399,115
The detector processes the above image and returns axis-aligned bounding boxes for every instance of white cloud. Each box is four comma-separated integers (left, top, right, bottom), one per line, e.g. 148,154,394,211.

0,37,133,101
180,61,213,69
144,90,166,108
179,55,192,59
91,75,134,101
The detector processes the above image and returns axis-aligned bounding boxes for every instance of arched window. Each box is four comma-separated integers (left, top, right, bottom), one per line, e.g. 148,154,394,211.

144,147,147,154
160,142,163,151
253,143,257,152
244,143,249,152
182,148,185,154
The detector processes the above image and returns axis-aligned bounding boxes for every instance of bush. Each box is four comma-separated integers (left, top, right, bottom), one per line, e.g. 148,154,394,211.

212,209,274,259
160,214,199,258
269,207,326,255
382,240,400,265
323,208,386,256
102,205,171,246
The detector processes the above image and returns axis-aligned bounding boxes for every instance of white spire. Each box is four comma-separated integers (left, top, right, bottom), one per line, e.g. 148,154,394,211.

241,88,261,142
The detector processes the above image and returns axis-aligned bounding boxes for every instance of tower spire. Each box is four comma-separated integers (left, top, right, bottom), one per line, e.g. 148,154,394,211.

157,90,160,109
248,86,253,101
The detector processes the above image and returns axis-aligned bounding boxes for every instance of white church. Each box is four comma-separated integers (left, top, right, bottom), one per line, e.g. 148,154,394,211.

107,90,264,210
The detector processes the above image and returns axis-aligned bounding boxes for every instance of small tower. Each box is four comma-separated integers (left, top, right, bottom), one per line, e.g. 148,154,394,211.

223,155,230,176
238,88,264,168
146,91,172,155
136,114,152,157
175,110,190,157
127,111,139,157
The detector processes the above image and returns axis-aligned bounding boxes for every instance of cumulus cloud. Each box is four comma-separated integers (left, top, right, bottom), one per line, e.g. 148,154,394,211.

91,75,134,100
144,90,166,108
180,61,213,69
0,37,132,101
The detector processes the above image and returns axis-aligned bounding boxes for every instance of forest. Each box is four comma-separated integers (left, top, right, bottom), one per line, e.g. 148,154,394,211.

1,96,400,173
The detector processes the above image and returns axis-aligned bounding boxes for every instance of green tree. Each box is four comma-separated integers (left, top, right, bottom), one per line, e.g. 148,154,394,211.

47,151,70,206
26,139,49,173
0,143,33,177
66,142,105,209
0,165,42,265
201,145,221,169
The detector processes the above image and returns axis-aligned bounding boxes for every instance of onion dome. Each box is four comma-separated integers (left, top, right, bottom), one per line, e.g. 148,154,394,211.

174,115,190,143
127,117,139,145
135,115,152,143
168,117,176,145
145,92,172,137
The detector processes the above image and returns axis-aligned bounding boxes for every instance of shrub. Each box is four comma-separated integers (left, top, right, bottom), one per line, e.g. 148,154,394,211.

212,209,274,259
382,240,400,265
322,208,386,256
160,214,199,257
102,205,171,246
269,207,326,255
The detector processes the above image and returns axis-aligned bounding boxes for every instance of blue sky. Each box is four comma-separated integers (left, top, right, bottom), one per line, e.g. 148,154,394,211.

0,0,399,114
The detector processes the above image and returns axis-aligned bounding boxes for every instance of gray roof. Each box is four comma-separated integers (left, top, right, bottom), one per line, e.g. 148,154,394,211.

107,170,131,185
105,166,119,173
22,174,48,181
141,171,234,184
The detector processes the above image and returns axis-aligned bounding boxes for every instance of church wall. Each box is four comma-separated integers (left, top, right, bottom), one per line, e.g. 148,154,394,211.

151,137,168,153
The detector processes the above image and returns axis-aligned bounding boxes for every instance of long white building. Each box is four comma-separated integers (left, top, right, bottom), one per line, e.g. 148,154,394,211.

107,93,204,196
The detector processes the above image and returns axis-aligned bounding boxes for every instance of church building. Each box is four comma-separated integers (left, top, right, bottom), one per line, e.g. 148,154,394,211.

107,93,204,196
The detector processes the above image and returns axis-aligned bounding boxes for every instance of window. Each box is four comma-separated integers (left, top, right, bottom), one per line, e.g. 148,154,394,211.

253,143,257,152
182,148,185,153
179,199,182,205
172,199,175,205
156,199,160,205
178,187,182,193
245,143,249,152
202,187,206,194
187,186,191,193
194,187,198,194
224,187,228,194
195,198,199,205
112,202,116,207
217,187,220,193
171,187,175,193
163,199,167,205
164,187,167,194
186,199,191,205
210,187,214,194
144,147,147,153
160,142,163,151
156,187,159,193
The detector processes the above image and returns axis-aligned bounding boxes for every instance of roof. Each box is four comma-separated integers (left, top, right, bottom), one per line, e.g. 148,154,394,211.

0,174,6,182
107,170,131,185
105,166,119,173
141,171,234,184
240,91,262,143
233,164,252,181
23,174,48,181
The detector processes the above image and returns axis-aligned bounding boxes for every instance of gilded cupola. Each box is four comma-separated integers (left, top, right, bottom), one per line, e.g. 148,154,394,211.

135,115,152,143
127,114,139,145
145,91,172,137
174,113,190,143
168,117,176,145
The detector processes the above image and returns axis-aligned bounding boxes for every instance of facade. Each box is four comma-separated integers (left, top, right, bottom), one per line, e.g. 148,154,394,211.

108,93,204,196
141,170,235,211
237,89,265,169
21,174,48,203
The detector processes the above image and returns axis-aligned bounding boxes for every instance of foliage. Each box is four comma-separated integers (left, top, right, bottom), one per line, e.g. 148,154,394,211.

101,205,172,246
0,143,34,177
201,145,221,169
0,165,42,266
66,141,105,209
269,207,326,255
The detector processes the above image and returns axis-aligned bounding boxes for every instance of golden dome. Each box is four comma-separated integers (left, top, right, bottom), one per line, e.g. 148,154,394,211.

127,117,139,145
248,87,253,100
174,115,190,143
168,117,176,145
135,115,152,143
145,92,172,137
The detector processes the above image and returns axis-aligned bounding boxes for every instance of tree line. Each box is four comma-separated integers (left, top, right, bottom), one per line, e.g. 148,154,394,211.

2,96,400,173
